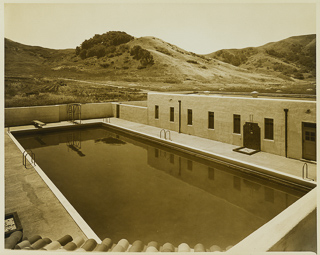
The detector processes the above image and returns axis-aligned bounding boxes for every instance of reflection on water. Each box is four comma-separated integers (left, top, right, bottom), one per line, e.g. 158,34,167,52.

146,146,305,222
208,167,215,180
67,132,85,157
265,187,275,203
14,127,307,248
34,136,47,146
95,137,126,145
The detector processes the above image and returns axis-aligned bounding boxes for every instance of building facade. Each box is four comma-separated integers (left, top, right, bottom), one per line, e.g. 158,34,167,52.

147,92,316,161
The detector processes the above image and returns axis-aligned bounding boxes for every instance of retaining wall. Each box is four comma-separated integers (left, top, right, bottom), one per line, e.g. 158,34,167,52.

227,187,317,253
112,103,148,125
5,105,61,127
270,209,317,252
81,103,114,120
5,103,114,127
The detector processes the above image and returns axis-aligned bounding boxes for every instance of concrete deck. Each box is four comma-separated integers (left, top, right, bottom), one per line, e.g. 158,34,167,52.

4,118,317,244
4,128,87,241
105,118,317,183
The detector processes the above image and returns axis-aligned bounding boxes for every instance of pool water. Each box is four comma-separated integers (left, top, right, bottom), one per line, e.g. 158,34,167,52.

15,126,307,249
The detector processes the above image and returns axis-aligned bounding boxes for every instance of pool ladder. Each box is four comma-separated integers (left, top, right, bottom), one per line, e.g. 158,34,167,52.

22,150,36,169
160,129,171,140
302,163,314,181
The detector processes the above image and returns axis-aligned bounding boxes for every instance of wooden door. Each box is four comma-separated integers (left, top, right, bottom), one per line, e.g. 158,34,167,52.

302,123,316,161
243,122,261,151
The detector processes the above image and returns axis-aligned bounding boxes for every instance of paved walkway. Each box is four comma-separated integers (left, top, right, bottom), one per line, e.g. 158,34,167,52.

4,128,87,241
104,118,317,183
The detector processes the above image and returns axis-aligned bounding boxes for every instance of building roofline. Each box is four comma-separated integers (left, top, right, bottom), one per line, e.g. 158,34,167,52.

147,92,316,103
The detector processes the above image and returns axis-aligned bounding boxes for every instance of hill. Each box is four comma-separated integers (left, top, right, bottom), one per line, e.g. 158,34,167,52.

4,32,316,107
207,34,316,81
5,38,74,74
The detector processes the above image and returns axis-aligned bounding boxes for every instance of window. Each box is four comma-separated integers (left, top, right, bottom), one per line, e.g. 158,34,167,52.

265,118,274,140
305,131,316,141
155,105,159,119
187,160,193,171
208,112,214,129
170,154,174,164
170,107,174,122
187,109,192,125
155,149,159,158
233,176,241,191
264,187,274,203
233,114,241,134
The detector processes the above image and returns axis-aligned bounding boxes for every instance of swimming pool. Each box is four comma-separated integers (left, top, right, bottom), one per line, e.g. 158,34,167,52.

13,123,308,249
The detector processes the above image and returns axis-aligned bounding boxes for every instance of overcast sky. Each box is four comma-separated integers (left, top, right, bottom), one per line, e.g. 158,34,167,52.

3,1,317,54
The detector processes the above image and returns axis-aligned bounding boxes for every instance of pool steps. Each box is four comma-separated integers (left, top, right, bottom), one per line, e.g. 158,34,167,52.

5,231,233,252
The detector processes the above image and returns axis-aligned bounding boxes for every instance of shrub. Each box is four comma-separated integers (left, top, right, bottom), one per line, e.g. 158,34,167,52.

294,72,304,80
76,31,134,59
79,49,87,59
105,45,116,54
86,44,106,58
130,46,154,67
214,50,247,66
119,44,130,53
57,80,67,86
99,62,110,68
187,60,198,64
75,46,81,55
156,47,173,56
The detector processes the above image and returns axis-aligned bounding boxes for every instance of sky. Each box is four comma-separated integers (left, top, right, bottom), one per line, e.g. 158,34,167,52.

3,1,317,54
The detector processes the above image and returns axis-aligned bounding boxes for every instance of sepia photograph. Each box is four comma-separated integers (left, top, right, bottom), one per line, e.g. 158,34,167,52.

1,0,318,254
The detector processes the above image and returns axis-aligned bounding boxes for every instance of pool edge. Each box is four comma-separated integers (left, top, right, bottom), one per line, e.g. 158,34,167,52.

101,122,316,191
7,129,102,243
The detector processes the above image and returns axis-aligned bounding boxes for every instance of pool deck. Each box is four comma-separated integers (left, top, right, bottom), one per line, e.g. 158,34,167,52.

4,118,317,246
105,118,317,183
4,127,88,242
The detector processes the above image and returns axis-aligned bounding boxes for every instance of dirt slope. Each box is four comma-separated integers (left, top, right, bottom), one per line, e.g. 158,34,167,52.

5,33,316,92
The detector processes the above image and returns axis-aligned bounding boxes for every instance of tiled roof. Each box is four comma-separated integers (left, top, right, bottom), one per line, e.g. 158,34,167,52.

5,231,233,252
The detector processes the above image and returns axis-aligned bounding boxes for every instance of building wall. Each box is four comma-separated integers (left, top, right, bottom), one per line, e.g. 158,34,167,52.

5,103,114,127
147,93,316,160
120,101,148,107
112,103,148,125
58,104,68,121
81,103,114,119
5,105,61,127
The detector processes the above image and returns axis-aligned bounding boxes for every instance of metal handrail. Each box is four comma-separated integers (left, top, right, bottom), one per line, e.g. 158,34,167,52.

22,150,36,169
302,163,314,181
160,129,166,139
160,129,172,140
67,103,81,124
165,130,172,140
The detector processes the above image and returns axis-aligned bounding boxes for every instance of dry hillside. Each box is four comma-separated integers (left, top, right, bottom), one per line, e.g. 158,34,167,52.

4,32,316,107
